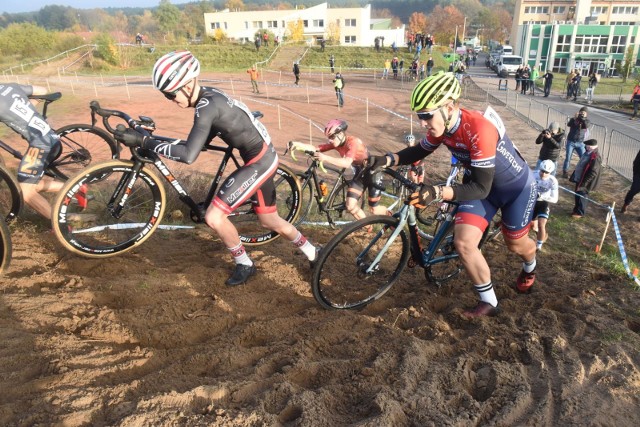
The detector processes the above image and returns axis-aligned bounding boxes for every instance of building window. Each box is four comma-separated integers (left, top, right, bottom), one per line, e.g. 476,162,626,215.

610,21,638,25
612,6,638,14
589,7,608,15
556,34,571,53
252,21,263,29
611,35,628,54
303,20,308,28
210,22,220,30
524,6,549,14
313,19,324,27
345,19,356,27
575,35,608,54
553,57,568,73
552,6,566,14
267,21,277,28
344,35,356,44
245,22,249,30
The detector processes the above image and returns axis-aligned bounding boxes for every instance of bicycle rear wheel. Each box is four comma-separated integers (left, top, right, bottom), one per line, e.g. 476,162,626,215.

49,124,118,180
325,180,348,228
312,215,409,310
0,163,23,222
0,217,12,274
52,160,166,258
231,164,301,246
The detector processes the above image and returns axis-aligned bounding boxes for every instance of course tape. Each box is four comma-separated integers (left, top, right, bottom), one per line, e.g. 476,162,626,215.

610,208,640,287
559,183,639,286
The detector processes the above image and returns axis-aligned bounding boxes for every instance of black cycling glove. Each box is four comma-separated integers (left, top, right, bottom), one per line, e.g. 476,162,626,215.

114,127,147,148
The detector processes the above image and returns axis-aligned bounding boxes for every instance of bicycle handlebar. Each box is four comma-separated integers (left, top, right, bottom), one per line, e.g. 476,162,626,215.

287,142,327,173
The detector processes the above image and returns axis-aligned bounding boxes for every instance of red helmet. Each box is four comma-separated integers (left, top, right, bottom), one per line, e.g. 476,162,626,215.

324,119,348,138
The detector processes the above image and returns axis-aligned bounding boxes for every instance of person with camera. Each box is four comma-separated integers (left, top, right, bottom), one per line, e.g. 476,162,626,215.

562,106,590,178
570,139,602,218
534,122,564,175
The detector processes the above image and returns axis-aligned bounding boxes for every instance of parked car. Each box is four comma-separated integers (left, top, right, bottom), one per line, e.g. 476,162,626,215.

496,54,523,76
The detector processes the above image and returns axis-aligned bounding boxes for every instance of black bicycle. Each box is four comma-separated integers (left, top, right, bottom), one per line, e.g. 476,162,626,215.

51,101,302,258
311,167,501,310
0,164,15,272
0,92,118,181
287,143,352,228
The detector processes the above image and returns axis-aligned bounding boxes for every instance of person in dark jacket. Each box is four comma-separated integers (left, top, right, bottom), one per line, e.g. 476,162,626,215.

293,61,300,86
621,149,640,216
563,106,590,177
535,121,564,175
571,139,602,218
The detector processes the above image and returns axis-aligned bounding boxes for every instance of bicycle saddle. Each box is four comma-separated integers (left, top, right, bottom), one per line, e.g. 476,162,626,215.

30,92,62,102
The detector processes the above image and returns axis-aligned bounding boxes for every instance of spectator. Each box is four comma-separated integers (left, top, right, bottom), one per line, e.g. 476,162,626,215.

391,57,399,79
570,70,582,101
254,35,261,51
532,160,559,250
329,55,335,73
333,72,345,107
621,149,640,215
374,37,380,52
520,65,530,94
586,72,598,104
399,59,404,75
542,69,553,97
263,31,269,47
274,35,279,47
382,58,391,79
515,66,523,92
320,38,325,52
246,65,260,94
391,41,397,53
565,70,576,98
570,139,602,218
135,33,143,45
563,106,590,178
534,121,564,174
293,61,300,86
426,56,434,76
630,83,640,120
529,64,539,95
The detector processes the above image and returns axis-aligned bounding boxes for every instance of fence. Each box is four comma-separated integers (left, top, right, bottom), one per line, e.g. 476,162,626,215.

462,76,639,181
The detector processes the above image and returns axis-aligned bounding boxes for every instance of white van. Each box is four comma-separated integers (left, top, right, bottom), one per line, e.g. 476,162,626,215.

501,45,513,55
496,55,523,76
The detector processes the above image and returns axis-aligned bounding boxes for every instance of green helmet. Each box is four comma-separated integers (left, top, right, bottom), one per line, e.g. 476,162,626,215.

410,71,461,111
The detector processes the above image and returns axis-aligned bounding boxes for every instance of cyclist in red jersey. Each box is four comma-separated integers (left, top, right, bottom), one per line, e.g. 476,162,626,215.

114,51,319,286
289,119,388,221
368,72,538,318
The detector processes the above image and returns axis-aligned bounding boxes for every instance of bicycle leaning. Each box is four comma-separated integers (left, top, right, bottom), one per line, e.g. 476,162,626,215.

51,101,301,258
310,166,501,310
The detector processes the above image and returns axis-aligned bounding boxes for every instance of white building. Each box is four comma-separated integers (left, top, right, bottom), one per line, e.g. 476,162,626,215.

203,2,405,47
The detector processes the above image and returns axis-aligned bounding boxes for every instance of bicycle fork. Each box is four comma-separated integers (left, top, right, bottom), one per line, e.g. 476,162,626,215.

108,162,146,219
359,211,409,275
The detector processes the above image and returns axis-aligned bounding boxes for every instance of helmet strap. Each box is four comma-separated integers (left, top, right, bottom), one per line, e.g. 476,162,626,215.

439,107,451,133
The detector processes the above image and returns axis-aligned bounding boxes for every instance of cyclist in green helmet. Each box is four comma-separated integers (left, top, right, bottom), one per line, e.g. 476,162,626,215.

368,72,538,318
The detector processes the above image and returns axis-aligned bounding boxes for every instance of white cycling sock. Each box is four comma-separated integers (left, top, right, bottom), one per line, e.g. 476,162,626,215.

474,282,498,307
292,232,317,260
523,257,537,273
228,243,252,266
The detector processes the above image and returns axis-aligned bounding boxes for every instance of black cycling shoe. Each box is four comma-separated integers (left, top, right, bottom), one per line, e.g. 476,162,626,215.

309,246,322,269
225,264,257,286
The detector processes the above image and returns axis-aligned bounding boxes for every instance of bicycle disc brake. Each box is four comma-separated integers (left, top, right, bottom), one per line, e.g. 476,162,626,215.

189,202,207,223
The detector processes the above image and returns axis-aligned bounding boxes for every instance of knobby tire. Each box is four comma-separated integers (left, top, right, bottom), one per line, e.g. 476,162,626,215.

0,164,23,222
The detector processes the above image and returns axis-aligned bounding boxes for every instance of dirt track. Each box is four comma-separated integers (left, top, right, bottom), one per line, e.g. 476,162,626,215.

1,71,640,426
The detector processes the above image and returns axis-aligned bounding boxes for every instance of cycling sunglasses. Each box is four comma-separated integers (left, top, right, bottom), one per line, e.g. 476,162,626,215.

162,90,179,100
416,111,436,121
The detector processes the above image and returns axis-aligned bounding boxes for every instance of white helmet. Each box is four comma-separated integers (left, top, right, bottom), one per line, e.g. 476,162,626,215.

539,159,555,174
152,50,200,93
405,134,416,146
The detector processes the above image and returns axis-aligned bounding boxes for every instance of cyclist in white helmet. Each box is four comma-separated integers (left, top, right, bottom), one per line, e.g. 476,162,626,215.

367,71,538,318
114,50,319,286
532,160,559,251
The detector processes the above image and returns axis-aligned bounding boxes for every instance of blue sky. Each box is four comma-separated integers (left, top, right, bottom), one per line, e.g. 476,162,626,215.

1,1,193,14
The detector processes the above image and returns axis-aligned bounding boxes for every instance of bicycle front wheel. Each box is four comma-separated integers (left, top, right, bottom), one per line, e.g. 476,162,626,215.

50,124,118,180
0,164,23,222
52,160,166,258
293,172,315,226
231,164,301,246
312,215,409,310
424,222,463,285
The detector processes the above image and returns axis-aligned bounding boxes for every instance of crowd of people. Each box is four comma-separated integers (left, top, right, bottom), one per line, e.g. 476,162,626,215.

2,44,639,318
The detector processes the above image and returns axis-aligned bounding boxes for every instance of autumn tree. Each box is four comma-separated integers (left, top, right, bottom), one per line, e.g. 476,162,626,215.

225,0,245,11
155,0,181,41
428,5,465,49
408,11,427,35
326,21,340,44
286,19,304,42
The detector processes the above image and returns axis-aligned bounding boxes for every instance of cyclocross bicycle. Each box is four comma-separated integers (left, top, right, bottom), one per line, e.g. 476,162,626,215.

51,101,301,258
0,164,14,272
0,92,118,181
310,166,500,310
286,143,352,228
0,161,22,222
